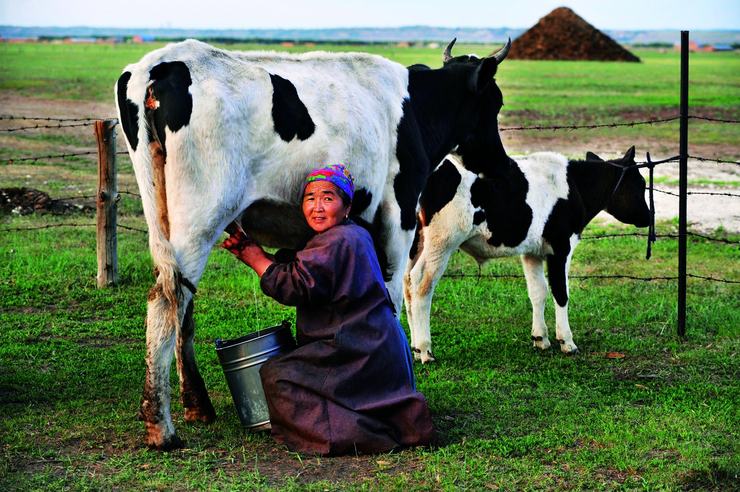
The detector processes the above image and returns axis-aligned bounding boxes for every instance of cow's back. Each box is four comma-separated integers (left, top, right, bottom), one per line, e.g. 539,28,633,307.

117,39,409,210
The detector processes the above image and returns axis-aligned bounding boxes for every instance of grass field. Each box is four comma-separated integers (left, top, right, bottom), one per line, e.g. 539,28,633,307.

1,41,739,490
1,42,739,152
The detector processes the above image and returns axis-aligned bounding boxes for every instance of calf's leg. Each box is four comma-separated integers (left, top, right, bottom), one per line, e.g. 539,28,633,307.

407,247,455,363
521,254,551,350
546,248,579,355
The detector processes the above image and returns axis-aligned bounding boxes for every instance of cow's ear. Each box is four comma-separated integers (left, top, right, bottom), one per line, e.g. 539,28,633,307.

622,146,636,163
470,57,499,93
586,151,602,161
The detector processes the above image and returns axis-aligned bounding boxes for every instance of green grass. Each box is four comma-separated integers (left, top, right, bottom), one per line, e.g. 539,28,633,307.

1,212,738,490
0,43,738,150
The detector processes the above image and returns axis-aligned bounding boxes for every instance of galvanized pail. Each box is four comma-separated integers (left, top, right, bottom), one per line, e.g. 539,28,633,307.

215,320,295,429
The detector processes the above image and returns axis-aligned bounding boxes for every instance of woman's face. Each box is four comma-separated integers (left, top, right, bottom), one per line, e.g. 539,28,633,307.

302,181,351,233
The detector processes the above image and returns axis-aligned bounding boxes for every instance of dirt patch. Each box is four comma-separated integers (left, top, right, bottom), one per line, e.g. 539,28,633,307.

0,187,94,215
509,7,640,62
0,93,117,122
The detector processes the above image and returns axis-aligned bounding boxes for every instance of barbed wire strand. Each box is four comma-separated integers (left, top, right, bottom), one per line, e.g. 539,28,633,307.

0,115,102,123
688,115,740,124
687,155,740,166
500,116,680,132
654,188,740,198
442,272,738,283
0,222,95,232
1,151,97,164
0,122,95,132
117,224,147,233
581,232,738,245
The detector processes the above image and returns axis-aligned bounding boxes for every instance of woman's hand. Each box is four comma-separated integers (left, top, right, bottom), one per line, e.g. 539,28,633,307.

221,229,274,277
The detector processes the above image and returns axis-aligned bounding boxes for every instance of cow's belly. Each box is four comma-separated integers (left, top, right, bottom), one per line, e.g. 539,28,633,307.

460,234,552,263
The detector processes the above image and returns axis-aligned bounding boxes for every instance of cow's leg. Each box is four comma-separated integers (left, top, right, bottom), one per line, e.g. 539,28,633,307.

403,261,417,350
406,245,455,363
177,294,216,424
521,254,550,350
140,275,183,450
403,227,424,350
546,241,579,355
168,226,232,425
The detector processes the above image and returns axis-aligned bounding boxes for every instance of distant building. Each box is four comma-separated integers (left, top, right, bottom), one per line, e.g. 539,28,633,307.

677,41,735,52
132,35,155,43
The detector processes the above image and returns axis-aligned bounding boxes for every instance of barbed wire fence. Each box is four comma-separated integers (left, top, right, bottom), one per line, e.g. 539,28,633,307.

1,32,738,333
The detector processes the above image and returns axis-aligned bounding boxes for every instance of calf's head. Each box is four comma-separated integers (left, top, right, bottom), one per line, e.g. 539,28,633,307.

589,146,652,228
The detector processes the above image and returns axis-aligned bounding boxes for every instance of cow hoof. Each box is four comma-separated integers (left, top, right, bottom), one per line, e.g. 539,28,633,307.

557,339,579,355
412,347,422,361
420,351,436,364
184,406,216,424
531,335,551,350
145,423,184,451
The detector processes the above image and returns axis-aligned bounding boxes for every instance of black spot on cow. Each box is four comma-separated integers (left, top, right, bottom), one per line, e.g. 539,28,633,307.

269,73,315,142
470,157,532,247
349,188,372,217
473,210,486,225
409,216,422,260
116,71,139,151
419,159,461,225
394,99,431,231
146,61,193,155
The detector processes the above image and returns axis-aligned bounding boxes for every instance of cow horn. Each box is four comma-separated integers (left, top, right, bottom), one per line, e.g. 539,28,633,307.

489,37,511,63
443,38,456,63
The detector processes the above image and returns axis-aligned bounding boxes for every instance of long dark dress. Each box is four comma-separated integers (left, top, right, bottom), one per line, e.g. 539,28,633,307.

258,221,434,455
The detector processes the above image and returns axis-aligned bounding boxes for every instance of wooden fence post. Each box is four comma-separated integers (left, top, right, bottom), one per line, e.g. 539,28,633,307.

95,119,118,287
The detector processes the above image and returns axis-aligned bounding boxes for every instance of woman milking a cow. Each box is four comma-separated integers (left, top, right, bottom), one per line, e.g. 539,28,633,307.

221,163,434,455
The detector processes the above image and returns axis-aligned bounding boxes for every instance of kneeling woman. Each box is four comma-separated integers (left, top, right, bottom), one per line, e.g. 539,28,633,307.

222,164,434,455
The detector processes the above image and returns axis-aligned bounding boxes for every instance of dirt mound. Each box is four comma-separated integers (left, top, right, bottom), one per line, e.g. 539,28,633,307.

509,7,640,62
0,188,93,215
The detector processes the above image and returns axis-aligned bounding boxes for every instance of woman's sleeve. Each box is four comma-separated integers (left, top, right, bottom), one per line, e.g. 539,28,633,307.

259,233,345,306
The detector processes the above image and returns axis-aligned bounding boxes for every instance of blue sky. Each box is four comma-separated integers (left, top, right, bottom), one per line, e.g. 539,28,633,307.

1,0,738,30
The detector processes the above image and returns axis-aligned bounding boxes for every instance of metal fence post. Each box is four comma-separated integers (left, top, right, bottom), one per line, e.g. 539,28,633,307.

95,119,118,287
677,31,689,337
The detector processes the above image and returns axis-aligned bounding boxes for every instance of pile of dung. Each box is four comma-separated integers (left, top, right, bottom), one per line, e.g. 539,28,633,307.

509,7,640,62
0,187,93,215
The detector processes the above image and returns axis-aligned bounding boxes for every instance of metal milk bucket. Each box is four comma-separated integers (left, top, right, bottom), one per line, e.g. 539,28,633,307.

215,320,295,429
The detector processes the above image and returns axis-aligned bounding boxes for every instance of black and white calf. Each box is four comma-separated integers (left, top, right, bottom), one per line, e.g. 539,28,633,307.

404,147,651,363
116,38,511,449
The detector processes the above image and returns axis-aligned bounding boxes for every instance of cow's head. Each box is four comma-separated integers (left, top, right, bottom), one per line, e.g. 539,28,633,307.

405,38,510,170
590,146,652,228
442,38,510,174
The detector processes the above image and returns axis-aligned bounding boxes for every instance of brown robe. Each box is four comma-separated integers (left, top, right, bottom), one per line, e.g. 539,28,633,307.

259,221,434,455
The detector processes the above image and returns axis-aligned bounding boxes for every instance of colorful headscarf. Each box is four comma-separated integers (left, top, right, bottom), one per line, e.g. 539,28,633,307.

304,163,355,201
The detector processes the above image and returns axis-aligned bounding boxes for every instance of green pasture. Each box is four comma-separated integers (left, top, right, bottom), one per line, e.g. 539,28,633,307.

1,210,738,490
0,42,739,151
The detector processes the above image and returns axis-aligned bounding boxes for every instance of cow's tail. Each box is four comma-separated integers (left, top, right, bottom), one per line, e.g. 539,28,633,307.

115,71,182,329
144,137,181,329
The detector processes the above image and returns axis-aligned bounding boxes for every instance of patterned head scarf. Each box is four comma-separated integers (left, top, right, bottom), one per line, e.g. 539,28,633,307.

304,163,355,202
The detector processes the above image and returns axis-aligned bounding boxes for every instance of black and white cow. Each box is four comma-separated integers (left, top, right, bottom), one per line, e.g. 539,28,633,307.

115,38,511,449
404,147,651,363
